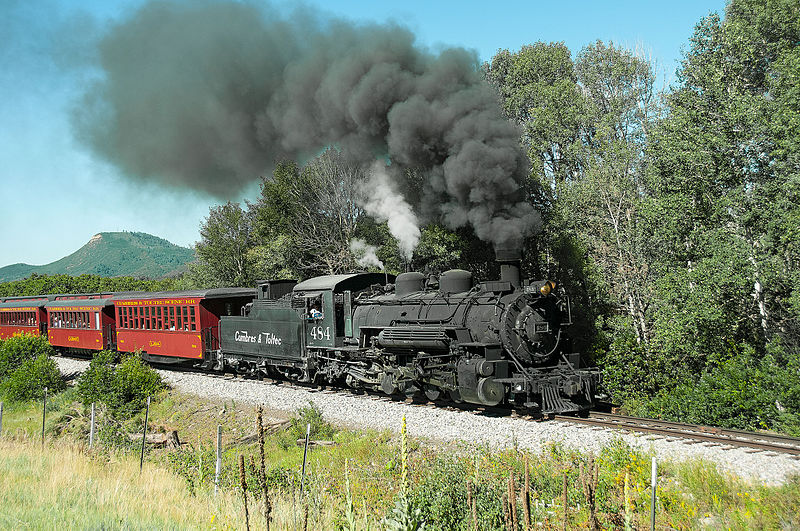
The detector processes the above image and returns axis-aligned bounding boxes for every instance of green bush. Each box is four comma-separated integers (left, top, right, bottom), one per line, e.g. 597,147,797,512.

76,350,165,415
406,457,472,530
76,349,117,406
277,401,337,450
0,334,55,380
290,401,336,439
113,354,165,413
0,354,65,402
632,347,800,435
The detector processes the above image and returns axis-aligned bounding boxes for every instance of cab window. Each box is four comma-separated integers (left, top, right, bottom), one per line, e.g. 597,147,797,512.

306,295,323,320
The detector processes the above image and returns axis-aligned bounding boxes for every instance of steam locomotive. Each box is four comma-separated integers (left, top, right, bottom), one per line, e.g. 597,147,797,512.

216,248,599,415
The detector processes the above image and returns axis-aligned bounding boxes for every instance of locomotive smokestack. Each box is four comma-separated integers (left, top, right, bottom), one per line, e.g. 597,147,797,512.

495,242,522,288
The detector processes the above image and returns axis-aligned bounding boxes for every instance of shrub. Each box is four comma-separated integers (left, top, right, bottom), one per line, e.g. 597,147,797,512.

290,401,336,439
406,457,469,530
113,354,165,414
0,354,65,401
76,350,165,416
277,401,337,450
76,349,117,406
0,334,54,379
636,348,800,434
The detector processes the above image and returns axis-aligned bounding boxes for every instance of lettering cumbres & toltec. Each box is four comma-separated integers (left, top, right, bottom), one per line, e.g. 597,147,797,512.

234,330,282,345
234,330,257,343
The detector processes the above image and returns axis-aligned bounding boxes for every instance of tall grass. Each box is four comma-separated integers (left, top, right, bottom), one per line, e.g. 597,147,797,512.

3,388,800,530
0,435,264,529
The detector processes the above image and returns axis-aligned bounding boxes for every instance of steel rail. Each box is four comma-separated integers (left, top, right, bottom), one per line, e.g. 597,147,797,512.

553,412,800,457
591,412,800,447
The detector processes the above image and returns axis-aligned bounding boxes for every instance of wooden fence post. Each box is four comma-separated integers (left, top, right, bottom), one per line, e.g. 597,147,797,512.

139,396,150,473
89,403,96,449
41,387,47,447
215,425,222,496
300,423,310,493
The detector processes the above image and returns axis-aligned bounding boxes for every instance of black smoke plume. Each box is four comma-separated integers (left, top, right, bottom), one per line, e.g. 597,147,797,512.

73,0,539,247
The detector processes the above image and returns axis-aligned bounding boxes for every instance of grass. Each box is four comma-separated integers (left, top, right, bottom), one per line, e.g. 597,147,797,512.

0,435,260,529
2,388,800,530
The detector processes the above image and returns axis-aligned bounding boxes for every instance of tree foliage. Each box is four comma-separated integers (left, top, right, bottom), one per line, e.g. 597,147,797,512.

252,150,370,276
193,149,432,286
0,334,56,380
192,201,256,288
485,40,658,355
484,0,799,431
0,273,181,297
0,335,64,402
647,0,800,369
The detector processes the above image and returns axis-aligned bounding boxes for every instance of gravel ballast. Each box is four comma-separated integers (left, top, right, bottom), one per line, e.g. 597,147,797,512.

54,357,800,485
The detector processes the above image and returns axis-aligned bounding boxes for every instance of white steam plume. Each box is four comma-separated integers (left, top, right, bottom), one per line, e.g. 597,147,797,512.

349,238,384,270
362,161,421,260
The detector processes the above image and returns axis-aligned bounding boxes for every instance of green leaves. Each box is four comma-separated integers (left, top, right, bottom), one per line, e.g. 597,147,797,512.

0,334,54,380
194,201,256,288
76,351,165,416
484,1,799,433
0,335,63,402
0,354,64,402
0,273,181,298
640,349,800,434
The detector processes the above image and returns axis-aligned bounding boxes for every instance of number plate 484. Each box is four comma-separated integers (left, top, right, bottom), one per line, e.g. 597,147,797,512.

310,326,331,341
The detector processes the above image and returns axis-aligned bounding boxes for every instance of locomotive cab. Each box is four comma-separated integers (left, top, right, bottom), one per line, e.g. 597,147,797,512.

291,273,394,349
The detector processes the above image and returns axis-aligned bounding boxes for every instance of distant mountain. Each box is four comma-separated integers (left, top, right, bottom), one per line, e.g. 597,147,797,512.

0,232,196,282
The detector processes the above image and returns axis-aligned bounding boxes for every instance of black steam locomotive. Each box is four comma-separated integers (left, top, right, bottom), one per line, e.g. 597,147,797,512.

215,248,599,416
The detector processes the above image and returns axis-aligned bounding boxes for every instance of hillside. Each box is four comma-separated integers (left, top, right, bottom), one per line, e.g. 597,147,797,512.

0,232,195,281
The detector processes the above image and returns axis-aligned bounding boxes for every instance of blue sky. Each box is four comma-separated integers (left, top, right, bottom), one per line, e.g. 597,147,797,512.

0,0,726,267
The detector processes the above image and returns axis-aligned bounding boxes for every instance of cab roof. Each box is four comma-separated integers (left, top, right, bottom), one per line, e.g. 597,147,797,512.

293,273,394,293
0,299,47,309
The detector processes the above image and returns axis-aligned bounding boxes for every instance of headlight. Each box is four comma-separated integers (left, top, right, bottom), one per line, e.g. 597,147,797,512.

539,280,556,296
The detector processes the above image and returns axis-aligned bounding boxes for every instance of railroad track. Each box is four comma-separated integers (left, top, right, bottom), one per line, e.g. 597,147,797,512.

62,356,800,459
554,412,800,458
191,370,800,458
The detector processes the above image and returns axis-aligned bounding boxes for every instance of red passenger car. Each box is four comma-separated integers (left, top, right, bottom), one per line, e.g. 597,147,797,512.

0,298,48,339
114,289,255,363
46,298,116,351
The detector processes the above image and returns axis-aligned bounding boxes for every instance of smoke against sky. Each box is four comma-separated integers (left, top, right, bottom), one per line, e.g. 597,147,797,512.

73,0,538,248
0,0,727,266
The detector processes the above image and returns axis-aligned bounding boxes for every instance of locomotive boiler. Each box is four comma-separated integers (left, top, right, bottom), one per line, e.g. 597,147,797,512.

216,247,599,416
